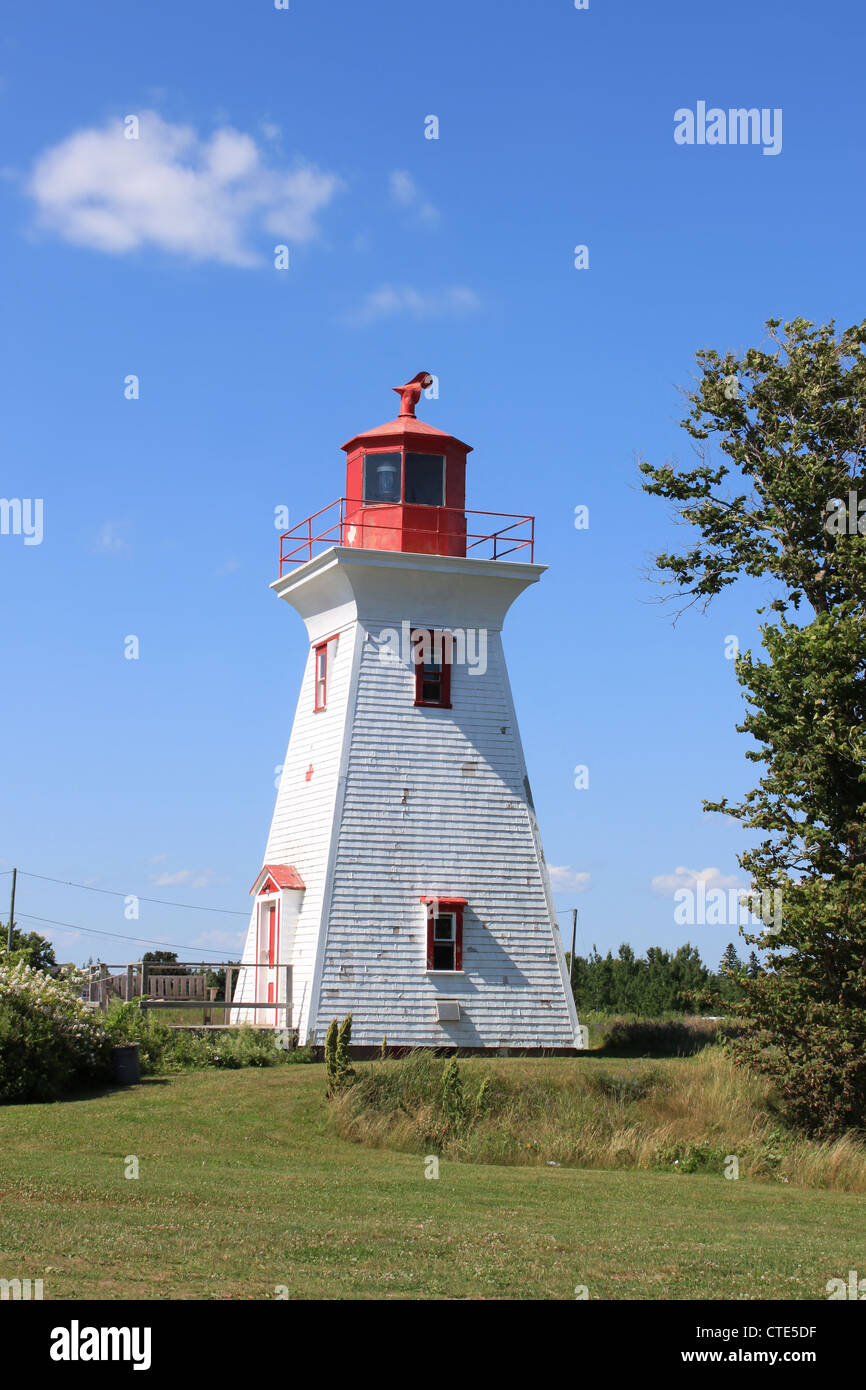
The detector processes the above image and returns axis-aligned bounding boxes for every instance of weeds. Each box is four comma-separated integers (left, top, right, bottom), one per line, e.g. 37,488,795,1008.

330,1046,866,1193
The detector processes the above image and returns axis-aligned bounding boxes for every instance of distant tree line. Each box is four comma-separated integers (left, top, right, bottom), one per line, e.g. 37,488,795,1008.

566,941,760,1016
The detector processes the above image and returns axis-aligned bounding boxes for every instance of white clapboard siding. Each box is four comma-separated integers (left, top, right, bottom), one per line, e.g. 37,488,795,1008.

312,624,576,1047
236,546,581,1048
234,622,359,1032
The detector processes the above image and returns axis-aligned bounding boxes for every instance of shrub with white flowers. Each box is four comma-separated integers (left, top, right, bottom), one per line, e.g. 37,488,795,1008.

0,960,113,1103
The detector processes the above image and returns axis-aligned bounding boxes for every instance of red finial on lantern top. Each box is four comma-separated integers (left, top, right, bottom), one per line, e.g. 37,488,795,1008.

392,371,433,418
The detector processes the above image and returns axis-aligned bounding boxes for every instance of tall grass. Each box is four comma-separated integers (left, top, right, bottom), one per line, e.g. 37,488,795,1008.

330,1048,866,1193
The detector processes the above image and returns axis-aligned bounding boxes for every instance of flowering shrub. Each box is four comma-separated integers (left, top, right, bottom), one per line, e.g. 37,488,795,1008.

0,961,113,1103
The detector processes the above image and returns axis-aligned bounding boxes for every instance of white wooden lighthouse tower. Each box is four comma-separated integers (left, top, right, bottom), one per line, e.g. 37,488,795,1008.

233,374,581,1052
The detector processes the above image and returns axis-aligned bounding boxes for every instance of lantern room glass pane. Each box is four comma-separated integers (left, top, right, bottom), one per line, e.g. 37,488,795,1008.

404,453,445,506
363,452,402,504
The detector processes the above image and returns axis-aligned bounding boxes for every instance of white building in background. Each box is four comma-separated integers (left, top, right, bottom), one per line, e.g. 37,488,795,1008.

233,374,581,1053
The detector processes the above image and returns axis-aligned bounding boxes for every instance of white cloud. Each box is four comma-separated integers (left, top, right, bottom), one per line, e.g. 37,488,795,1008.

389,170,416,206
548,866,591,892
153,868,225,890
92,521,128,554
346,283,480,326
651,865,743,896
191,929,246,951
389,168,438,223
27,111,342,267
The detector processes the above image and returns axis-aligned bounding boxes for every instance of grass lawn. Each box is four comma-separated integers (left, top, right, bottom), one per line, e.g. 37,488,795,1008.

1,1062,863,1300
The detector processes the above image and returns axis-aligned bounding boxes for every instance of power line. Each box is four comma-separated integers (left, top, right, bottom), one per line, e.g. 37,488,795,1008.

17,911,239,955
16,869,248,916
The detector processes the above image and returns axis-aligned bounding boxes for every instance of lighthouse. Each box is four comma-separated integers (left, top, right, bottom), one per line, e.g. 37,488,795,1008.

233,375,582,1053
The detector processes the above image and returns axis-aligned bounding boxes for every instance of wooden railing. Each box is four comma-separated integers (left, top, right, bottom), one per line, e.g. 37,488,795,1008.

83,961,293,1036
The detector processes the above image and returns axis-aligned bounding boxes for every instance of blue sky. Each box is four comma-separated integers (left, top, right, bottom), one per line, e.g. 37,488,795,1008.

1,0,862,971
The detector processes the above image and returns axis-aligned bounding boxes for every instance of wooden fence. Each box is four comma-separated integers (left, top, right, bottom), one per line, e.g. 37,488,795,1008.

83,961,293,1035
149,973,206,1000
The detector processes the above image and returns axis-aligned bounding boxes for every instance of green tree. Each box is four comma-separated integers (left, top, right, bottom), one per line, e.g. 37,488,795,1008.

669,943,712,1011
206,962,239,1001
712,943,747,1007
142,951,186,976
0,925,56,972
570,941,711,1016
641,316,866,1135
718,943,743,977
591,948,617,1011
612,942,644,1012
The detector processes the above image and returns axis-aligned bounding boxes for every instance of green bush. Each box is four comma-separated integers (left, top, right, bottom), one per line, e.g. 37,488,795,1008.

586,1068,663,1104
343,1049,441,1116
664,1139,731,1174
0,962,113,1103
594,1015,736,1056
105,1000,313,1074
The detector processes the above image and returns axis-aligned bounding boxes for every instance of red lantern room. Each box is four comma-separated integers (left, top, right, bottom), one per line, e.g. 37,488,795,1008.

341,372,471,558
277,372,535,572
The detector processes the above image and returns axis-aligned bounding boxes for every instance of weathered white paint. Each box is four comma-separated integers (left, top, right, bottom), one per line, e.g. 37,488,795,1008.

235,546,582,1049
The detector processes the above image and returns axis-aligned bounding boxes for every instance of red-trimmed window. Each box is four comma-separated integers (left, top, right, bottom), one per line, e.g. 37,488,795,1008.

314,642,328,711
421,896,466,972
412,628,452,708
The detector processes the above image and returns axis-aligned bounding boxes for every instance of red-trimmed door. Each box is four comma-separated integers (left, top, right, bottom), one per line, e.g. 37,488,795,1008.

256,899,278,1025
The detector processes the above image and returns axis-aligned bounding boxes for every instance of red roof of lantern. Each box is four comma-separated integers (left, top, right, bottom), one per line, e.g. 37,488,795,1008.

341,414,470,452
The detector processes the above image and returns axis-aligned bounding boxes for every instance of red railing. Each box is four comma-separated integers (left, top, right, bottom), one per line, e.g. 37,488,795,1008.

278,498,535,574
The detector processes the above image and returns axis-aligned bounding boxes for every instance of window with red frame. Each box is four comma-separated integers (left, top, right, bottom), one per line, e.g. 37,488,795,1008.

412,628,452,708
314,642,328,711
421,897,465,971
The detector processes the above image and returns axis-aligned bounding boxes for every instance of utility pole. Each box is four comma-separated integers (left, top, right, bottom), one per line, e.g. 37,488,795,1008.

6,867,17,952
570,906,578,988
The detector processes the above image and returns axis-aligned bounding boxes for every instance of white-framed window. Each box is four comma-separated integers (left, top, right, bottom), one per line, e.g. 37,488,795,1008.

432,912,456,971
314,643,328,711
